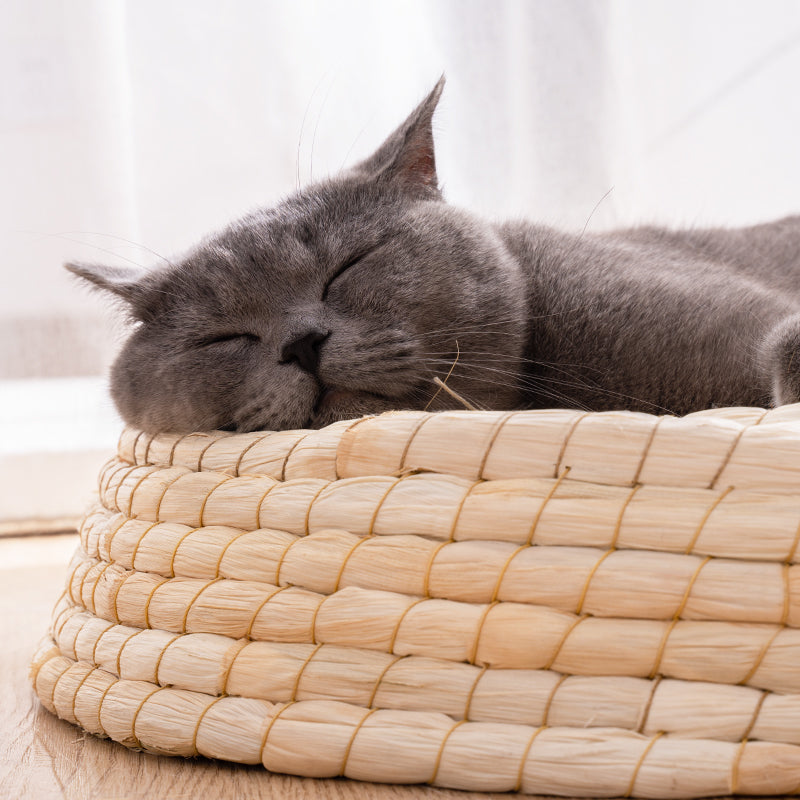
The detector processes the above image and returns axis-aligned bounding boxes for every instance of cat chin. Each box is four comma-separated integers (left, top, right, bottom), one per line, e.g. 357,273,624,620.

308,387,411,429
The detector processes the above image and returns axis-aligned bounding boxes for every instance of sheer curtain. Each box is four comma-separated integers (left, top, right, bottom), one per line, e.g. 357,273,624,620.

3,0,800,518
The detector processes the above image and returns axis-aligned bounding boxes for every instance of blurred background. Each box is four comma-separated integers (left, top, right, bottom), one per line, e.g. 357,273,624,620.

4,0,800,522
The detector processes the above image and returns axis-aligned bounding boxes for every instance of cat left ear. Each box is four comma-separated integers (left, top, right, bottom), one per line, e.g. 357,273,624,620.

351,76,445,198
65,261,146,304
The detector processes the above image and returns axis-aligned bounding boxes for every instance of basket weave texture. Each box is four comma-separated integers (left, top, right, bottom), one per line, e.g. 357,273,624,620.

30,406,800,797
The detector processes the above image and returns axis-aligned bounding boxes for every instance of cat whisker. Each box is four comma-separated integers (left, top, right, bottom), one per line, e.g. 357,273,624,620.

416,354,611,392
417,355,674,413
424,361,589,411
297,75,330,190
578,186,615,240
418,350,610,378
416,305,600,344
417,317,522,337
55,231,174,267
420,304,595,334
339,118,373,174
310,72,336,184
416,360,527,401
29,230,154,271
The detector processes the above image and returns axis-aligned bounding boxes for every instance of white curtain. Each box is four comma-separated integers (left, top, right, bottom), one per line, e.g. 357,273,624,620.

5,0,800,380
0,0,800,377
4,0,800,517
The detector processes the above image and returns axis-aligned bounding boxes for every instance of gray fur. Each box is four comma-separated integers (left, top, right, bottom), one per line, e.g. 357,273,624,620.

67,79,800,433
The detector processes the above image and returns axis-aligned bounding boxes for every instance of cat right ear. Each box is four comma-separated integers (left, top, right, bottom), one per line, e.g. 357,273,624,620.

350,76,445,198
64,261,146,301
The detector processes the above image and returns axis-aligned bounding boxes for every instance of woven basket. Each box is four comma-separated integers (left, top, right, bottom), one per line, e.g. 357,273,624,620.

30,406,800,797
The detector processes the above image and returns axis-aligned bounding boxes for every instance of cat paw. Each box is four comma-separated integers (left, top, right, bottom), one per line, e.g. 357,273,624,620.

763,313,800,405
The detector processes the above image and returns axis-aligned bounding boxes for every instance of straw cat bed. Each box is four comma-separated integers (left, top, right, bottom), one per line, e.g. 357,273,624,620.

30,406,800,797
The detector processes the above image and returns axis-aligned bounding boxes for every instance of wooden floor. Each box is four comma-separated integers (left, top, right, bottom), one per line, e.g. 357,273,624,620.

0,531,520,800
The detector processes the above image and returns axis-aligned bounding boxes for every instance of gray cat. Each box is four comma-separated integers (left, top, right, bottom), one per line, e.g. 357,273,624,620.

67,79,800,433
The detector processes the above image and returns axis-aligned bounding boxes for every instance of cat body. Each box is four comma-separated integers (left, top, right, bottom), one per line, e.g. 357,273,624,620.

507,219,800,414
68,79,800,432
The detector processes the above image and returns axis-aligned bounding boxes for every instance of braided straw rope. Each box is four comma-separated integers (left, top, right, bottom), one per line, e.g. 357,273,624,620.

30,406,800,797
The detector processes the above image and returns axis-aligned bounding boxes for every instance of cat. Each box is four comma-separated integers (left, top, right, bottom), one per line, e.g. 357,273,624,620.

67,78,800,434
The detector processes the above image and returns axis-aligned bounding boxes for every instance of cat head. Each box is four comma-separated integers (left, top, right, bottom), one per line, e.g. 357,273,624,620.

67,79,528,433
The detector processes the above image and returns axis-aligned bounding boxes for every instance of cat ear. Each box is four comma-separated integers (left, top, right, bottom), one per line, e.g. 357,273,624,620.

351,76,445,197
65,261,147,305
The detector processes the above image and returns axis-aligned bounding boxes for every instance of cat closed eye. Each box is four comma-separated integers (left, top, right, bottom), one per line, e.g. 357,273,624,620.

196,333,260,348
322,253,367,299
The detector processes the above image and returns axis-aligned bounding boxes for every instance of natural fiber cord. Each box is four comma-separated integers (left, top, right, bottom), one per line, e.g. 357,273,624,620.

30,406,800,796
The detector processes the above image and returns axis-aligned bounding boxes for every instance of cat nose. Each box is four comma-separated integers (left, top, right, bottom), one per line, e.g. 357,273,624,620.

279,327,330,375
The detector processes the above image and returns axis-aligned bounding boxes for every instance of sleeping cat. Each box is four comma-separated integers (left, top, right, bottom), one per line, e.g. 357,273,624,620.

68,78,800,433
